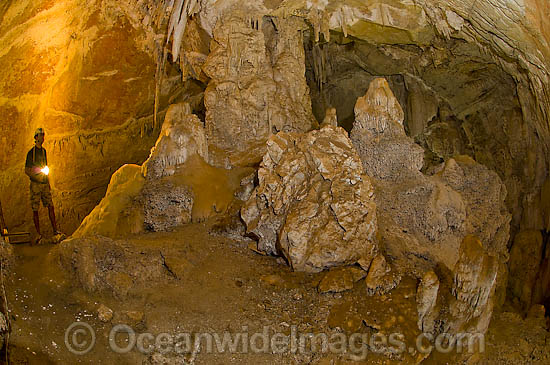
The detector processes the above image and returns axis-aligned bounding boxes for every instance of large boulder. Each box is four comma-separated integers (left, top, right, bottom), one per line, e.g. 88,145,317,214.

50,235,190,299
241,125,378,273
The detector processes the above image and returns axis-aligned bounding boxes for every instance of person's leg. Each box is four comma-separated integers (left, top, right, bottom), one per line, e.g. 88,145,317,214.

32,210,40,235
42,183,59,234
48,205,58,233
30,182,42,240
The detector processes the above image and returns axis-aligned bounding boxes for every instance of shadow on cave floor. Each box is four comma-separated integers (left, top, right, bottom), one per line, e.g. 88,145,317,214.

1,221,548,364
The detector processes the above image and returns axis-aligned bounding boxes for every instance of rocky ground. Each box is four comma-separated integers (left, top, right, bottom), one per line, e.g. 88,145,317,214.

2,220,548,365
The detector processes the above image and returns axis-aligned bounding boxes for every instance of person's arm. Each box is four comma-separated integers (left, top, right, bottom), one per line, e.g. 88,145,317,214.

25,150,43,182
25,166,45,182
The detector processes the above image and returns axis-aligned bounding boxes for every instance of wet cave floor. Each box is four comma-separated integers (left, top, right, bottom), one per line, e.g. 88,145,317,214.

2,222,548,364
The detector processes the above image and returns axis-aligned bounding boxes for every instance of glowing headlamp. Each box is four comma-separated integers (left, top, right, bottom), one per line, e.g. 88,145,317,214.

41,166,50,175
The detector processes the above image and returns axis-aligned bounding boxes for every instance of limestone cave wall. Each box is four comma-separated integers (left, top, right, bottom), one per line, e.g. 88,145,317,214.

0,0,186,233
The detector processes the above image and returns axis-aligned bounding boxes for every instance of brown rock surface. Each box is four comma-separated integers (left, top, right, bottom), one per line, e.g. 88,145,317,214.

413,235,500,343
51,234,187,299
364,254,399,295
481,311,550,365
449,235,499,334
317,267,355,294
508,230,544,311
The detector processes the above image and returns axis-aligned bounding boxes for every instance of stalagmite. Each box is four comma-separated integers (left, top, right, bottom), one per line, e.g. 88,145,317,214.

416,271,440,333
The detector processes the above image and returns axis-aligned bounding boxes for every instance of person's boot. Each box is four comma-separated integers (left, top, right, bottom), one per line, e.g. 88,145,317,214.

48,206,65,241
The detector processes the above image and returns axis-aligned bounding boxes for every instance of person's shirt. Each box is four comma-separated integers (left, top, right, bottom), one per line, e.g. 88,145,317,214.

25,146,48,183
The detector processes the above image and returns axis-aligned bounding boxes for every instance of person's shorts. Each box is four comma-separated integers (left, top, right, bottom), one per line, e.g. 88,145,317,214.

30,181,53,211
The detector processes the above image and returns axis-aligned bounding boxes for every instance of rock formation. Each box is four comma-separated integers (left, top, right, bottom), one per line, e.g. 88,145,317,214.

349,78,510,341
203,11,316,167
508,230,545,312
142,103,208,180
320,107,338,127
241,125,378,273
141,179,194,232
364,254,399,295
52,234,188,299
414,235,500,339
448,235,499,334
416,270,440,334
71,104,199,238
72,98,259,238
71,164,147,239
351,78,425,180
352,78,510,293
1,4,549,363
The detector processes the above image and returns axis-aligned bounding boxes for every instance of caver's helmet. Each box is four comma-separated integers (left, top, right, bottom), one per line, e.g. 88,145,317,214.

34,128,45,139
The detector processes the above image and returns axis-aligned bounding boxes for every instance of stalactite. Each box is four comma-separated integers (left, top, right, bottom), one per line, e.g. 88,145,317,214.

307,0,330,43
166,0,200,62
166,0,185,49
154,0,201,130
312,43,329,92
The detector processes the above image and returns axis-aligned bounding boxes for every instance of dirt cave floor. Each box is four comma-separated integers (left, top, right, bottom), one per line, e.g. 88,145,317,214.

3,221,550,364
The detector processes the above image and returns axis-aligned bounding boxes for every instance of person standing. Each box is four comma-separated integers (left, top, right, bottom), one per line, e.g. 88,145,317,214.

24,128,60,244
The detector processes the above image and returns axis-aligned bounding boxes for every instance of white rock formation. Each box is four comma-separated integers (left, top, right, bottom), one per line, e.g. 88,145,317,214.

241,125,378,273
203,12,316,167
416,270,440,334
142,103,208,179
